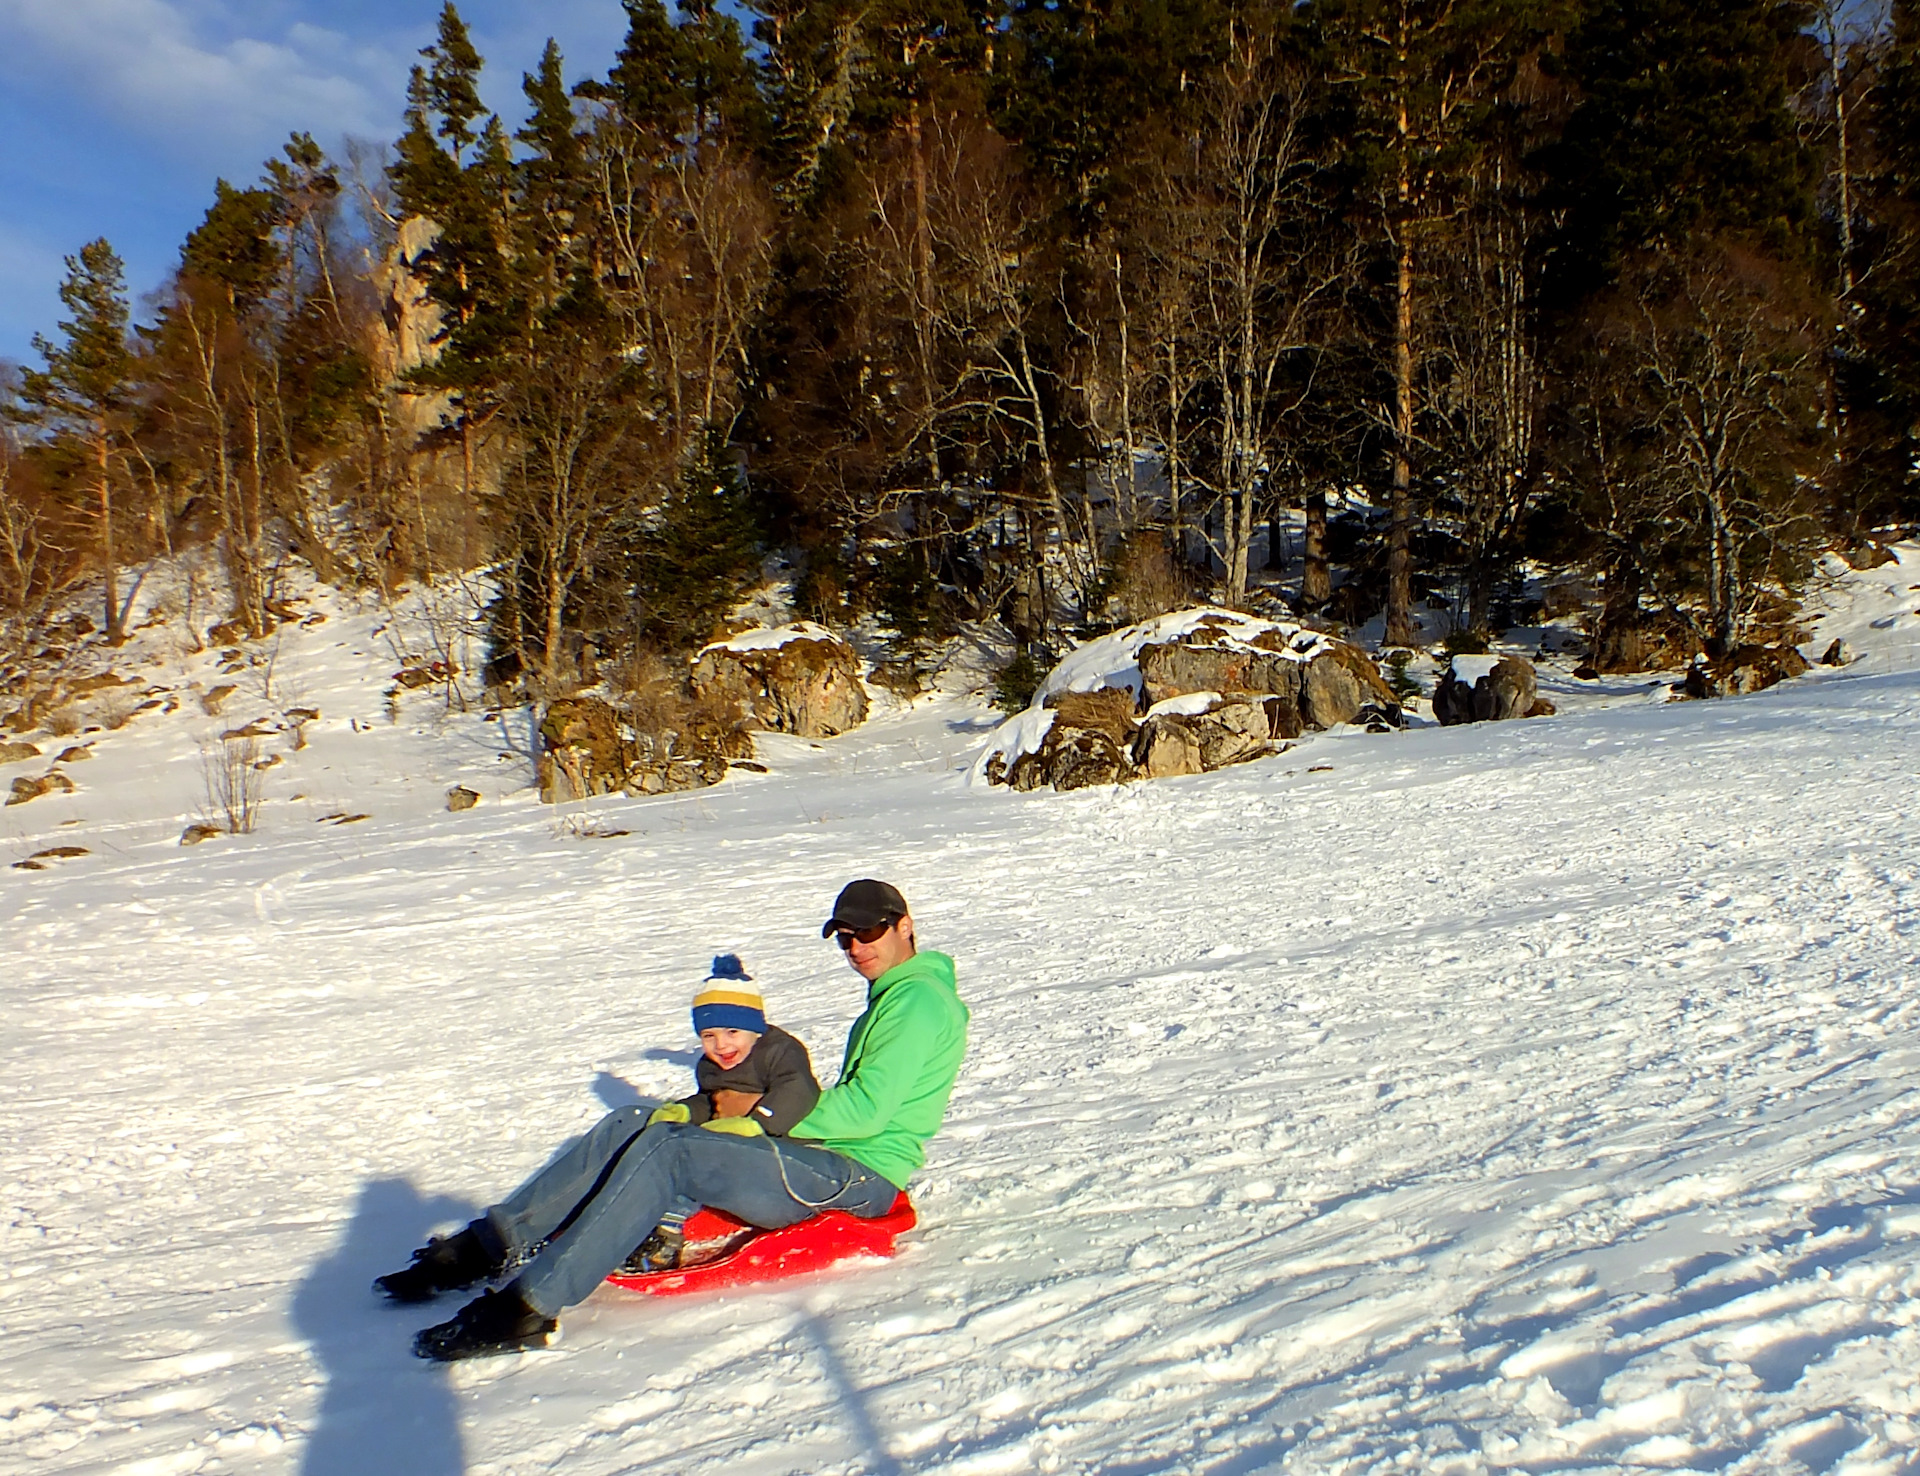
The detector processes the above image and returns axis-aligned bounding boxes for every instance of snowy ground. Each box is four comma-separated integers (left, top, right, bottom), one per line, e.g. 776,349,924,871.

5,551,1920,1474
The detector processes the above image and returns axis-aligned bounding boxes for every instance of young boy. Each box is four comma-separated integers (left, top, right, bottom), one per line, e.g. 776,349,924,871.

651,954,819,1133
626,956,820,1269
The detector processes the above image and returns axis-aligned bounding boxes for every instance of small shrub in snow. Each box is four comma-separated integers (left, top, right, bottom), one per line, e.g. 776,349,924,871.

992,651,1045,715
1441,628,1491,657
1383,650,1424,703
201,736,265,834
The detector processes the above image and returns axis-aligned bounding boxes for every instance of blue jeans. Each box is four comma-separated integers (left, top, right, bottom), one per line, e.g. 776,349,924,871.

481,1108,899,1315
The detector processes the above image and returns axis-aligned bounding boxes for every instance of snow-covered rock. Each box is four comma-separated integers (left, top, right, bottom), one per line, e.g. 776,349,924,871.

975,608,1399,790
691,621,868,738
1678,643,1813,700
1433,653,1547,725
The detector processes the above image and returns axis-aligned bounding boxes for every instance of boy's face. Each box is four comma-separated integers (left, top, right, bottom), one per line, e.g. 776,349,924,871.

699,1027,759,1071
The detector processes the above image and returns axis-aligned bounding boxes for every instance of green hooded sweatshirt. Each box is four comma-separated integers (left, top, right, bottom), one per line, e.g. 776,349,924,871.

789,950,968,1188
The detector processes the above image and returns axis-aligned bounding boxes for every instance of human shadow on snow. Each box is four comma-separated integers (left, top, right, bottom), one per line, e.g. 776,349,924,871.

799,1309,904,1476
592,1070,646,1110
292,1177,474,1476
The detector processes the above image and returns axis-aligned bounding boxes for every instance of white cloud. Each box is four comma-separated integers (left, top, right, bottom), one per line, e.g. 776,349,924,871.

0,0,409,168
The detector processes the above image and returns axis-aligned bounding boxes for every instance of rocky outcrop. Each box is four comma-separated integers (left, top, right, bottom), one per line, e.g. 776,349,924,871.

690,623,869,738
537,695,749,803
976,608,1404,793
990,694,1135,793
1432,655,1552,725
1839,539,1897,570
1135,617,1399,729
7,771,75,806
1677,644,1811,700
1133,696,1286,778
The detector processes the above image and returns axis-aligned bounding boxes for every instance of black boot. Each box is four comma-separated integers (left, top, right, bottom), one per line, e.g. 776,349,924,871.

375,1226,500,1303
414,1287,558,1361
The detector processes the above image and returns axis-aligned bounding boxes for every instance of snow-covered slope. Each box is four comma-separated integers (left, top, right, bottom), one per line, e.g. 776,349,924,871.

4,551,1920,1475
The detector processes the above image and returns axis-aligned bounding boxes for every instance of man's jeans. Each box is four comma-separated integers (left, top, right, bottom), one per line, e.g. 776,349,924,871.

481,1107,899,1315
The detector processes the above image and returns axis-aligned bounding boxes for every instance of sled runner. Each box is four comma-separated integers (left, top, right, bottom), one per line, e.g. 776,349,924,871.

605,1193,916,1296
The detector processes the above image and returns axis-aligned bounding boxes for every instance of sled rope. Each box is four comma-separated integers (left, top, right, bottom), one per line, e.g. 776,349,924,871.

768,1138,858,1210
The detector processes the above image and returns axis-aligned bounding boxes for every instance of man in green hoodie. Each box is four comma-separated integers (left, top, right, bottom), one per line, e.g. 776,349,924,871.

392,879,969,1361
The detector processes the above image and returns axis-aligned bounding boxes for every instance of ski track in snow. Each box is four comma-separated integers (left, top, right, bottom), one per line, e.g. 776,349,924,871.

5,572,1920,1473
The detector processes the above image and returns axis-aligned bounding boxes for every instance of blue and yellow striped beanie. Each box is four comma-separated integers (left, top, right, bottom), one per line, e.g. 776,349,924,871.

692,954,766,1034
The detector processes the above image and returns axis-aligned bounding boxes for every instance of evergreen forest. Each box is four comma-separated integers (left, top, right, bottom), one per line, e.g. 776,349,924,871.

6,0,1920,694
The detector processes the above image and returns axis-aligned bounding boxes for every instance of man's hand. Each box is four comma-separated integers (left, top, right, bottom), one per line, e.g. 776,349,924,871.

709,1089,763,1119
646,1103,691,1127
701,1117,763,1137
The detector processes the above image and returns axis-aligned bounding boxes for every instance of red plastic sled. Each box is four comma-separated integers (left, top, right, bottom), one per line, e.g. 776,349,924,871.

605,1193,916,1296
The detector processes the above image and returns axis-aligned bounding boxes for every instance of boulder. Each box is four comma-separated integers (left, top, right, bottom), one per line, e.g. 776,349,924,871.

1136,616,1400,729
1133,697,1276,778
55,746,92,763
0,741,40,764
7,771,75,806
977,608,1405,793
1678,644,1811,700
976,688,1137,792
996,719,1133,793
393,662,452,690
538,697,629,802
180,823,223,846
537,695,733,803
1132,716,1203,779
446,785,481,812
1432,655,1542,725
691,623,868,738
1839,539,1896,570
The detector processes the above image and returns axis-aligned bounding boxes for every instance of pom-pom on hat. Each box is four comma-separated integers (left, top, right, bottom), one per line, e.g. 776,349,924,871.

692,954,766,1034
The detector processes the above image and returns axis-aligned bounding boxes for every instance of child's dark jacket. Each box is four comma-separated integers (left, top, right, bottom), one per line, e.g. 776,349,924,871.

677,1025,820,1134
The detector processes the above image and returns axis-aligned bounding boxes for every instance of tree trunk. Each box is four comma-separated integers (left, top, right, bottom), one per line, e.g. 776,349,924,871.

544,554,567,693
909,96,940,490
1302,486,1330,608
1166,338,1185,558
1386,218,1416,647
96,425,121,644
1589,552,1645,673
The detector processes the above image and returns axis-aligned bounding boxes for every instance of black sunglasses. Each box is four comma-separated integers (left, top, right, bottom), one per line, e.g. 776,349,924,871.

834,920,896,949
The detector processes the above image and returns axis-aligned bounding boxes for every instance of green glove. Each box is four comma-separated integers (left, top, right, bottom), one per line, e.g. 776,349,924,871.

647,1102,691,1127
701,1116,763,1138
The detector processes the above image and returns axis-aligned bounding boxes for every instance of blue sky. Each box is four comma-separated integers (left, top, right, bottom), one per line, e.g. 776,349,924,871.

0,0,635,368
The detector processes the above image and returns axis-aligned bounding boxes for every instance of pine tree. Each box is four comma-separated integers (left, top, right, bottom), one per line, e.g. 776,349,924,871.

389,3,517,497
631,431,764,647
995,0,1226,230
17,240,134,642
1850,0,1920,526
1546,0,1817,297
1309,0,1552,645
518,39,590,294
594,0,764,151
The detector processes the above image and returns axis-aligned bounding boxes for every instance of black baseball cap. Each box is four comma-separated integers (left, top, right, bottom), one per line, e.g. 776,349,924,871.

821,879,908,936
